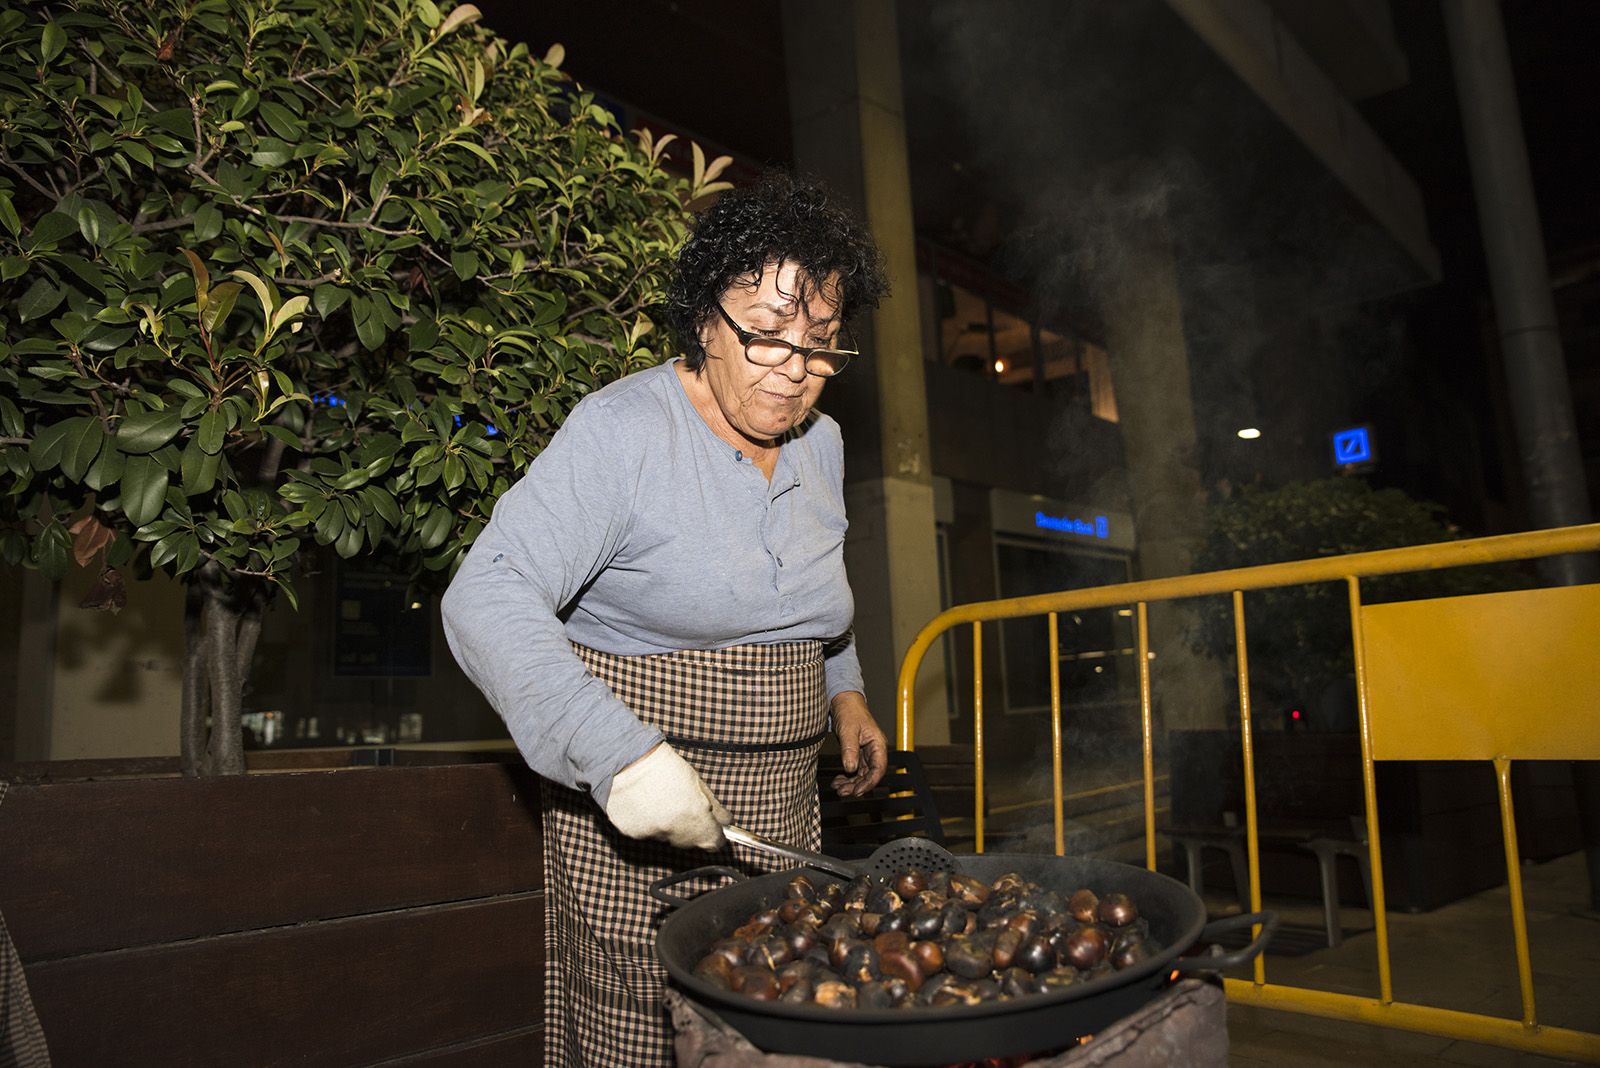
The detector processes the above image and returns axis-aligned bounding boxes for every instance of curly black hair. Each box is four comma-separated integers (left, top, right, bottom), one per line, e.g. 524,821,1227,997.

665,173,889,370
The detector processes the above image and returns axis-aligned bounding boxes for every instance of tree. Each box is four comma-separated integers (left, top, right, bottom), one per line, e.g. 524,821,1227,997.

0,0,731,773
1190,478,1524,724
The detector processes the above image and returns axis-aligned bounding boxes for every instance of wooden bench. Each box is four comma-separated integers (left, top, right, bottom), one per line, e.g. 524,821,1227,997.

0,760,546,1067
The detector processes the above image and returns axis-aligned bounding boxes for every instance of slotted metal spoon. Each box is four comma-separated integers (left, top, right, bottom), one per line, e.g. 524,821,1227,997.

724,824,961,880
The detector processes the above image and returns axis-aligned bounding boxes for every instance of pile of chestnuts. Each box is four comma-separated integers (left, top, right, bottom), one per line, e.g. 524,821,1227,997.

690,868,1157,1010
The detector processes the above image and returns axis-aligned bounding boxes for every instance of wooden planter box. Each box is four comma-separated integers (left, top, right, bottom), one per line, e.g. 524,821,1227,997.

0,758,545,1066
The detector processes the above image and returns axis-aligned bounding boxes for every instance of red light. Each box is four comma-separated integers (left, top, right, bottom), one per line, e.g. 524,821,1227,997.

1290,709,1301,720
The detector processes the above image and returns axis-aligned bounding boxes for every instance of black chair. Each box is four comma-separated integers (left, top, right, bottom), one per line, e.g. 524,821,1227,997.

817,749,945,859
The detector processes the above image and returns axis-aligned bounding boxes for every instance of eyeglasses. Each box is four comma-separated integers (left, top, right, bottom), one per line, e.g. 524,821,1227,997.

713,304,858,378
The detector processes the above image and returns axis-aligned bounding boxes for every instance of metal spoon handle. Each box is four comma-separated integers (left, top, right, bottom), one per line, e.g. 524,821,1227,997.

723,825,859,879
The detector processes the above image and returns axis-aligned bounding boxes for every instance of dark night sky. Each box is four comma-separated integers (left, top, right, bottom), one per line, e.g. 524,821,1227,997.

1352,1,1599,530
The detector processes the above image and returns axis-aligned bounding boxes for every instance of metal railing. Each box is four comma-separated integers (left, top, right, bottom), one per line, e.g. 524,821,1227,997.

895,523,1600,1063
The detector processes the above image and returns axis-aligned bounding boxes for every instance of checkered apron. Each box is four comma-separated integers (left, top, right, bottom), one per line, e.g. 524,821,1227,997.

541,641,829,1067
1,782,53,1068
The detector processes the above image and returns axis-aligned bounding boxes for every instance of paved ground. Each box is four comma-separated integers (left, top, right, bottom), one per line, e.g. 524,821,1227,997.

1218,850,1600,1066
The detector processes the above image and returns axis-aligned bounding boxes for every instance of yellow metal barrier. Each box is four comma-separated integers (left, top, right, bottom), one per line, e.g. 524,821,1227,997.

894,522,1600,1063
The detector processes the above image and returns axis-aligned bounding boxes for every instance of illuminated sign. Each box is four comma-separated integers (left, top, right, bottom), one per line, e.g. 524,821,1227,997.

1332,425,1374,467
1034,511,1111,540
989,488,1136,551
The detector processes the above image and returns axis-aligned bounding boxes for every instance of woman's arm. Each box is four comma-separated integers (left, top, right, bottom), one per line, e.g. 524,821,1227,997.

441,402,661,808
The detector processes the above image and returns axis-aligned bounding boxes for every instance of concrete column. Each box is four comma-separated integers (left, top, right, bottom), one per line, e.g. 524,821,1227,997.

1443,0,1596,578
783,0,948,744
1444,0,1600,911
1100,220,1228,731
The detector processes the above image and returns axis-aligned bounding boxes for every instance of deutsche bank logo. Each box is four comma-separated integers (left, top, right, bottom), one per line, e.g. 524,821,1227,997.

1332,426,1374,466
1035,511,1111,539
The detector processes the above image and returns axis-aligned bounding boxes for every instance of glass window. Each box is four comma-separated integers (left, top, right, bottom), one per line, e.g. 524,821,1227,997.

992,539,1135,714
925,267,1118,420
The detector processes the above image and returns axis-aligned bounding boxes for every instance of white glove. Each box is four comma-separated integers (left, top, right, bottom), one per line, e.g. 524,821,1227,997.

603,743,731,850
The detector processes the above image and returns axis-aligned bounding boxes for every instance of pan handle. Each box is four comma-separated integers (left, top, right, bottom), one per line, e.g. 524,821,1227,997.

648,865,747,910
1171,910,1280,975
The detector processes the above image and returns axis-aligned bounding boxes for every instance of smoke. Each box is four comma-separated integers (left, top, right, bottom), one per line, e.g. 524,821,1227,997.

912,0,1420,490
910,0,1427,850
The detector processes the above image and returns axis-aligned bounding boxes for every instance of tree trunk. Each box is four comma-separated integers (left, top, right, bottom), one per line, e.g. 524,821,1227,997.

180,581,209,776
181,564,269,776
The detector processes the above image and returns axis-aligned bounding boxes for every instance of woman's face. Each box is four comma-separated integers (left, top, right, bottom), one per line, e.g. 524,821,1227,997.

699,260,843,447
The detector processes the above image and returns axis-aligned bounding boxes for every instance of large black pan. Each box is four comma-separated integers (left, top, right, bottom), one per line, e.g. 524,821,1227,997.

652,853,1275,1066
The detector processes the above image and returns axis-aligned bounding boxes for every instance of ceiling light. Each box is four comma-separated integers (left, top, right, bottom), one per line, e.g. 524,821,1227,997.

1236,427,1261,440
993,359,1007,373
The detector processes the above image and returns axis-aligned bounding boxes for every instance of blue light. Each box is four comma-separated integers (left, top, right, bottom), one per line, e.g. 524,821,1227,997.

1332,426,1373,466
1035,511,1110,539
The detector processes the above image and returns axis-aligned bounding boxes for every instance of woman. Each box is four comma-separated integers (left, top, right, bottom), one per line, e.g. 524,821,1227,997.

441,173,890,1066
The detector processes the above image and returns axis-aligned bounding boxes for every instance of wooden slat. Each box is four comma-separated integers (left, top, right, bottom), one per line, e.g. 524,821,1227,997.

0,763,543,960
27,895,544,1068
371,1027,544,1067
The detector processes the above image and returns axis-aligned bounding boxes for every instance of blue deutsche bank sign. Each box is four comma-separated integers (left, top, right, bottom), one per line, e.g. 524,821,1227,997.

1332,426,1374,467
1035,511,1111,540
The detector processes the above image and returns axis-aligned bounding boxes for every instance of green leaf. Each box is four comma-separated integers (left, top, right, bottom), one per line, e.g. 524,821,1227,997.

192,203,223,241
28,418,76,470
231,269,276,320
250,138,295,168
0,191,19,237
40,21,66,64
418,506,451,550
76,206,101,247
270,294,310,334
257,102,304,141
122,141,155,169
312,283,348,318
335,523,363,559
180,436,222,494
451,250,479,280
17,278,63,322
181,248,210,308
366,485,401,525
262,424,302,449
202,281,242,335
197,408,225,454
352,298,386,350
438,3,481,36
35,522,70,581
61,417,104,481
84,442,125,490
121,454,169,528
116,408,184,454
28,212,77,247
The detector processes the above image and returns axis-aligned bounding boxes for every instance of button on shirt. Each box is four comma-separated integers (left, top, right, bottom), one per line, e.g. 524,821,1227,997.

441,360,862,806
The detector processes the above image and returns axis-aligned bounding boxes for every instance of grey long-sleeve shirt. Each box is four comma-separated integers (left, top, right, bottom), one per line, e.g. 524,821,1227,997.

441,359,864,807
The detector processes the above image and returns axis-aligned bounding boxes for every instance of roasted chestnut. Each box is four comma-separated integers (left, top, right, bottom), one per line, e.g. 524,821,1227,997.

697,866,1161,1013
1068,889,1099,925
894,868,929,898
1098,892,1138,927
730,964,780,1000
878,947,925,991
910,939,945,975
991,926,1024,969
949,873,992,907
1017,934,1057,973
841,943,880,985
945,934,992,980
814,980,857,1009
1060,925,1109,969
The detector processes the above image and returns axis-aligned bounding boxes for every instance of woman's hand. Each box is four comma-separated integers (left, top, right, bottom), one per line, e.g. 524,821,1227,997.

829,691,888,797
603,743,731,850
